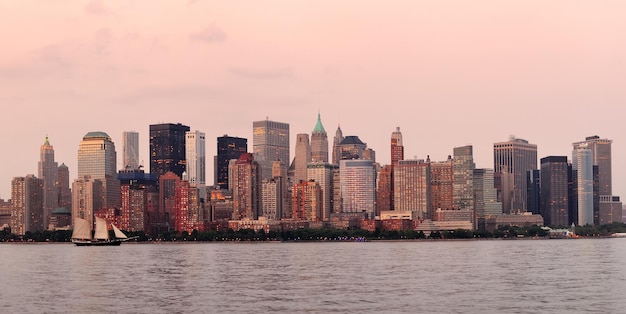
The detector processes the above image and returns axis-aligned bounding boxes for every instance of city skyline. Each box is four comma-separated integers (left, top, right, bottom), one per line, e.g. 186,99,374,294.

1,1,626,200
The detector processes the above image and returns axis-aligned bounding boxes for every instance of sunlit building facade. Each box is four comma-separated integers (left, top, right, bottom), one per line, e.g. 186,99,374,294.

340,159,376,219
253,119,289,181
307,162,337,221
77,131,120,209
10,175,44,235
453,145,474,211
294,133,311,184
38,136,58,229
394,159,430,220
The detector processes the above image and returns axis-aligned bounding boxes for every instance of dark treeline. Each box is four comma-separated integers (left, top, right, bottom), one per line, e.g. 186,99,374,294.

4,222,626,243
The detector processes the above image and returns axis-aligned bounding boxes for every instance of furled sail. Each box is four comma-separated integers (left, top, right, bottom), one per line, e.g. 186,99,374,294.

111,224,128,239
71,217,91,240
94,217,109,240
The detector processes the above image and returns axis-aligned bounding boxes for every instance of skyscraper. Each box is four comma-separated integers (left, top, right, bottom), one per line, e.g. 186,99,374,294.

71,176,103,231
38,136,58,229
185,130,206,187
338,136,367,160
57,163,71,209
339,159,376,219
394,159,430,220
10,175,44,235
430,156,454,213
310,113,329,163
473,168,502,230
77,132,120,209
540,156,569,226
292,180,323,221
307,162,337,221
215,135,247,190
122,131,140,170
253,119,289,181
150,123,190,179
453,145,474,211
572,144,594,225
572,136,620,224
230,153,261,220
493,137,537,213
391,127,404,166
294,133,311,184
376,165,393,214
332,125,344,165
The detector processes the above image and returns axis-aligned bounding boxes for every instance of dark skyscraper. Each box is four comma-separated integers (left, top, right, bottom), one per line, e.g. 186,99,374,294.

150,123,190,179
540,156,569,226
215,135,247,190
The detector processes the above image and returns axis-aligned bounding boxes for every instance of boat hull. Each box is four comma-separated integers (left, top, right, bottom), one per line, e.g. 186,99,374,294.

72,239,123,246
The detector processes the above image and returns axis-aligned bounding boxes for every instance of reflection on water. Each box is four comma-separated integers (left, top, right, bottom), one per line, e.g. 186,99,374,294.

1,239,625,313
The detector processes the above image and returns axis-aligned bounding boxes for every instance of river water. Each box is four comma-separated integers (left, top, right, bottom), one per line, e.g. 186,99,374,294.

1,239,625,313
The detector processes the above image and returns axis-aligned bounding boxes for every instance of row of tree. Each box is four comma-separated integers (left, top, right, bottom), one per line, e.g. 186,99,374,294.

3,222,626,242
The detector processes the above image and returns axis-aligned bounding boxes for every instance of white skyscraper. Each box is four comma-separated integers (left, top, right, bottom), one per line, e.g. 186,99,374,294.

573,144,594,226
122,131,140,170
186,130,206,198
339,159,376,219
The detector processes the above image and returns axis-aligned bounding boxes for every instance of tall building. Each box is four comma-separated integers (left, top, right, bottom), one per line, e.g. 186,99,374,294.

77,132,120,209
339,159,376,219
430,156,454,213
332,125,344,165
391,127,404,166
174,180,204,233
215,135,247,190
292,180,323,221
118,169,157,233
122,131,140,170
159,171,181,229
71,176,103,231
493,137,537,213
230,153,261,220
253,119,289,181
57,163,71,209
376,165,393,214
473,168,502,230
38,136,58,229
261,178,282,220
572,145,594,225
307,162,337,221
572,136,620,224
527,170,541,215
394,159,430,220
150,123,190,179
294,133,311,184
453,145,474,211
185,130,206,188
10,175,44,235
540,156,569,226
310,113,329,163
338,136,367,160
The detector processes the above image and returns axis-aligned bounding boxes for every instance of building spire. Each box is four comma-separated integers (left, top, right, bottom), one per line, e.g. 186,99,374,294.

312,112,326,134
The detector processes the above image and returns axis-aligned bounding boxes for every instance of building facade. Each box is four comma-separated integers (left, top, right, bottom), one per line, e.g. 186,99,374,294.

252,119,289,181
310,113,329,163
307,162,337,221
493,137,537,213
332,125,344,165
122,131,140,170
339,159,376,219
38,136,58,230
430,156,454,213
292,180,323,221
215,135,247,190
57,163,72,209
77,131,120,209
453,145,474,211
473,168,502,230
394,159,430,220
71,176,103,231
391,127,404,166
230,153,261,220
540,156,569,226
11,175,44,235
294,133,311,184
150,123,190,179
572,145,595,225
185,130,206,189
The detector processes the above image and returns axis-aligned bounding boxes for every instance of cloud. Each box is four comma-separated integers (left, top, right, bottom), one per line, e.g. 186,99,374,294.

189,24,226,43
230,67,294,80
85,0,114,16
94,28,113,56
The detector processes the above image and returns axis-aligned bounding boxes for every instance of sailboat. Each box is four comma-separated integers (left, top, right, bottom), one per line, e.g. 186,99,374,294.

71,217,137,246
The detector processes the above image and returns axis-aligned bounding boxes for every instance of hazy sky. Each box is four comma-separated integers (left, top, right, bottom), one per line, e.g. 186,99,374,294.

1,1,625,200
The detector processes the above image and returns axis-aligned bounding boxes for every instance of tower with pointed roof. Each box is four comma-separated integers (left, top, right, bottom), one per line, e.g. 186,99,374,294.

39,136,58,229
311,113,329,163
332,125,344,165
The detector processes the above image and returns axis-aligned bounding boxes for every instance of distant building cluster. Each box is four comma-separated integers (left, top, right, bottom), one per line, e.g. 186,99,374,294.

1,115,622,237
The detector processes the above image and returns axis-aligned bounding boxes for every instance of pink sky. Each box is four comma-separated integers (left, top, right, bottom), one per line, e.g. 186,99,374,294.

1,1,625,200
